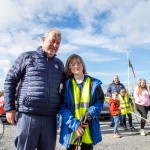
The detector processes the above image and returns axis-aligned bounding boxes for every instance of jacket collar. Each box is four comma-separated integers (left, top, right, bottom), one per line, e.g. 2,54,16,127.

36,46,57,58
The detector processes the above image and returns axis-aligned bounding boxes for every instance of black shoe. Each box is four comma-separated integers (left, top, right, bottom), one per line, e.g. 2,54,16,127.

110,123,114,127
129,127,136,130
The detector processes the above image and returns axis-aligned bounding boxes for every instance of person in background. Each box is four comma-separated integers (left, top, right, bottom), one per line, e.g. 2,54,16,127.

118,89,135,131
60,54,104,150
109,92,121,138
134,78,150,136
107,75,125,127
3,28,65,150
0,91,5,115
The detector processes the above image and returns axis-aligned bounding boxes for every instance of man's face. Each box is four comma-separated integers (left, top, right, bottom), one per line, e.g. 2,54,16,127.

42,31,61,58
114,76,119,84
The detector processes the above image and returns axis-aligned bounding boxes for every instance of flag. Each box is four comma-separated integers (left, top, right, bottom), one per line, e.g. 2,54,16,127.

129,59,136,78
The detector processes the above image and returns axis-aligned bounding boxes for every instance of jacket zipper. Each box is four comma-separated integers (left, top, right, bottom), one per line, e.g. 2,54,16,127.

46,57,50,114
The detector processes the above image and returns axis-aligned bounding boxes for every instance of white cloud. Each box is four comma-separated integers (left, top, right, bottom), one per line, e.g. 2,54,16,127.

62,27,127,53
103,0,150,48
1,0,150,54
59,43,79,54
0,0,150,89
0,59,12,89
80,51,119,62
0,59,11,74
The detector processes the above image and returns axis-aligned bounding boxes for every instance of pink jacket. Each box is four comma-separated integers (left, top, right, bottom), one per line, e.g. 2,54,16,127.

134,86,150,106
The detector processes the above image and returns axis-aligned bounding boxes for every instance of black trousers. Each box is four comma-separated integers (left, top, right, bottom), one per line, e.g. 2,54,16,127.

67,143,93,150
122,113,132,127
136,104,149,129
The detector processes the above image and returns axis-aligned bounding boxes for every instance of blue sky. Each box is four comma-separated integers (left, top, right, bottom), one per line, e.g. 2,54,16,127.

0,0,150,92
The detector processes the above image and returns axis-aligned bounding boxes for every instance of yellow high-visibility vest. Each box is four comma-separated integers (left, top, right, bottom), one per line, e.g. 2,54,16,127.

119,93,132,115
70,77,93,144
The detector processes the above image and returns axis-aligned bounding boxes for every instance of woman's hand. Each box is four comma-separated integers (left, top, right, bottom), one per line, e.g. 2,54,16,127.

76,125,84,137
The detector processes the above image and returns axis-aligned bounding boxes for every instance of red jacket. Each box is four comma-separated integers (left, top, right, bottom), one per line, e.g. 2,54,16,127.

109,98,121,116
0,96,5,115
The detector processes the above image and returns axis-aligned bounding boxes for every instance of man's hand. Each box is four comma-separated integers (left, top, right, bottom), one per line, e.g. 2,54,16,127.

76,125,84,137
6,110,17,125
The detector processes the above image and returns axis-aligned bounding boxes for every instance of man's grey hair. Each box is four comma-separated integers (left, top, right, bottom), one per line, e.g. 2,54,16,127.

43,28,61,38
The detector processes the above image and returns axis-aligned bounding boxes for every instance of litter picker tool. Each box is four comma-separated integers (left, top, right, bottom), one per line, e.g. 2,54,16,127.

129,111,150,123
126,106,140,124
72,121,88,150
72,113,91,150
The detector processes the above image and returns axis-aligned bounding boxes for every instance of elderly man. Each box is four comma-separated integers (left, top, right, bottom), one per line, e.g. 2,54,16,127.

107,75,125,127
4,28,65,150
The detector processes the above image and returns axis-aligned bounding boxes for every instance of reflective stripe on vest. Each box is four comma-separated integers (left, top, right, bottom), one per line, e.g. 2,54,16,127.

119,94,132,115
71,77,93,144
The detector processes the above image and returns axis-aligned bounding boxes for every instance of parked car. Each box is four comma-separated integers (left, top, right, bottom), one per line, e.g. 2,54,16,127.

98,101,111,120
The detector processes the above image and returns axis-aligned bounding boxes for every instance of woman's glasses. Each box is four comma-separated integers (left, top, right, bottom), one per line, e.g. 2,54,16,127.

70,62,81,67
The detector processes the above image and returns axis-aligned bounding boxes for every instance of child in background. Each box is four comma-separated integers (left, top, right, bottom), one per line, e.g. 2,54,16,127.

0,91,5,115
118,89,135,131
109,92,121,138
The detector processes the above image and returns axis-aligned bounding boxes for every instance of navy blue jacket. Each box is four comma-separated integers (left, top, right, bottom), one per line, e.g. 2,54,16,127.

60,76,104,147
4,47,65,116
107,81,125,97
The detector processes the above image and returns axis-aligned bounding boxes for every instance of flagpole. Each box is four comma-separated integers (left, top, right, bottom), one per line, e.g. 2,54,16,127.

127,49,130,94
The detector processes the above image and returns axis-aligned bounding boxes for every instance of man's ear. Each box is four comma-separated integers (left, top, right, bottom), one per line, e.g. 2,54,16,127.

41,37,45,43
